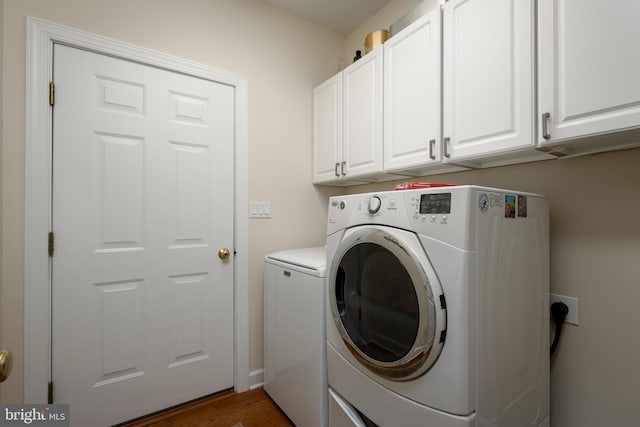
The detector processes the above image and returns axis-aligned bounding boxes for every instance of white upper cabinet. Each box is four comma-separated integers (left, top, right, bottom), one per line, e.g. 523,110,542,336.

538,0,640,155
312,73,342,183
343,46,384,179
442,0,542,166
383,7,443,173
313,0,640,186
313,47,398,185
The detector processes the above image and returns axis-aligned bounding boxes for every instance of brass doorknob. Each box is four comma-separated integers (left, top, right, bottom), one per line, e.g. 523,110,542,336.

218,248,231,260
0,350,12,383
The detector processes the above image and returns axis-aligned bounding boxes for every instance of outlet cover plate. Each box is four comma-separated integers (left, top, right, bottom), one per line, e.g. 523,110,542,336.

550,293,579,325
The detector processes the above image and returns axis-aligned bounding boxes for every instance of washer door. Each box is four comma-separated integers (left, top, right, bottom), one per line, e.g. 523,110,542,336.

329,226,446,381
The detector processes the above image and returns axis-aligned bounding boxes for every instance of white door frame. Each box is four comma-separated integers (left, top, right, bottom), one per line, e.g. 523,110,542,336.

24,17,250,403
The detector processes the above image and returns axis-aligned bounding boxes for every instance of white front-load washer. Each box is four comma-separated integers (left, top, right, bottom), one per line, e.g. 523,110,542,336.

264,247,328,427
326,186,550,427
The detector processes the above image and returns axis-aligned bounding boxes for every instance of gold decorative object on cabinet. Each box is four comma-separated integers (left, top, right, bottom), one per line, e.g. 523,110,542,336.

365,29,390,53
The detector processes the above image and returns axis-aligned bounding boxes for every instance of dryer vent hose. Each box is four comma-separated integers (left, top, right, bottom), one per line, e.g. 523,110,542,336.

550,301,569,358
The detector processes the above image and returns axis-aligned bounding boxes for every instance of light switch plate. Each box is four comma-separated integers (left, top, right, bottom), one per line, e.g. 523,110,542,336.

249,201,272,218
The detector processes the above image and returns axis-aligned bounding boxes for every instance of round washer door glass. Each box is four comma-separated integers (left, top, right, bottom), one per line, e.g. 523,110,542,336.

330,226,446,381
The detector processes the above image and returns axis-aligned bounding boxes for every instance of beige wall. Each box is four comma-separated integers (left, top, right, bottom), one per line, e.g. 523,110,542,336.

346,149,640,426
0,0,344,402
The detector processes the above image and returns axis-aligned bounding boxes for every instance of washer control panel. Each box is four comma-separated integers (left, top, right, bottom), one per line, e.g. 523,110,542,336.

327,188,470,247
409,193,454,226
418,193,452,214
368,195,382,214
327,186,543,251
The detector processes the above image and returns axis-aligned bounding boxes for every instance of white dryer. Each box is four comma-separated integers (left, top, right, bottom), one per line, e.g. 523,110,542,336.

264,247,328,427
325,186,550,427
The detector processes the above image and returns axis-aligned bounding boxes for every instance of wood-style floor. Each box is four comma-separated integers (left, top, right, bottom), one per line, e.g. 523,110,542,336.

120,388,294,427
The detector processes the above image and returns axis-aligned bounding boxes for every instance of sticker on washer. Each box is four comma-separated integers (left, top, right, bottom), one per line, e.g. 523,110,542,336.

518,195,528,217
479,193,489,212
505,195,516,218
490,194,503,208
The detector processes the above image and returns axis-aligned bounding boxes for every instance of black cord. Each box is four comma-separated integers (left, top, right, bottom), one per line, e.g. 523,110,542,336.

550,301,569,357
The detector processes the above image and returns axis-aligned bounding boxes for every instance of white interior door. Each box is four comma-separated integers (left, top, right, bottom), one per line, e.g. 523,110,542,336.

51,44,235,426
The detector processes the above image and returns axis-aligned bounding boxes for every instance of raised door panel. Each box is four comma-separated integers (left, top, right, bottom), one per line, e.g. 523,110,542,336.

343,47,383,178
168,273,209,367
443,0,534,161
313,74,343,183
93,279,145,387
95,133,145,251
384,8,441,171
538,0,640,144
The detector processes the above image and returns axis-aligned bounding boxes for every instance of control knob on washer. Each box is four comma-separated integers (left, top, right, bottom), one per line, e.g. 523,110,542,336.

368,195,382,214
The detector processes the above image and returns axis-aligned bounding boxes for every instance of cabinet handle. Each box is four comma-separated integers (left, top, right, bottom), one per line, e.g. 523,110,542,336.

334,163,340,177
429,139,436,160
542,112,551,140
341,161,346,176
443,137,451,159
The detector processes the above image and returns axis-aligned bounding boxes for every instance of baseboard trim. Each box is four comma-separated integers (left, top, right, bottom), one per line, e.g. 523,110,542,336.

249,369,264,390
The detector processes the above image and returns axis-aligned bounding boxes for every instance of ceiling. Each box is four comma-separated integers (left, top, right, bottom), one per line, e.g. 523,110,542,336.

263,0,391,35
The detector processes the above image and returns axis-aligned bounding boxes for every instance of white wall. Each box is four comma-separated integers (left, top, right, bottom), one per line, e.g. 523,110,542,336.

0,0,344,403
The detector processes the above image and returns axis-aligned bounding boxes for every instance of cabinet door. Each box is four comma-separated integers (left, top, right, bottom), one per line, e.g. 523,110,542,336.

313,73,342,183
343,47,383,178
538,0,640,144
443,0,534,162
384,8,441,171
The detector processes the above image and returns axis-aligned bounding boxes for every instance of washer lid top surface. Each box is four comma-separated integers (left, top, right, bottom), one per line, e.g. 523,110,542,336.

266,246,327,277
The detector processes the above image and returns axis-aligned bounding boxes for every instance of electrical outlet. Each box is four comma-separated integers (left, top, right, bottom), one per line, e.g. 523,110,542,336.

550,293,579,325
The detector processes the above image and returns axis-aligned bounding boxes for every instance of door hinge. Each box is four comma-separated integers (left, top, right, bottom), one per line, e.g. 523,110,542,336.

48,381,54,404
49,82,55,106
48,232,55,257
